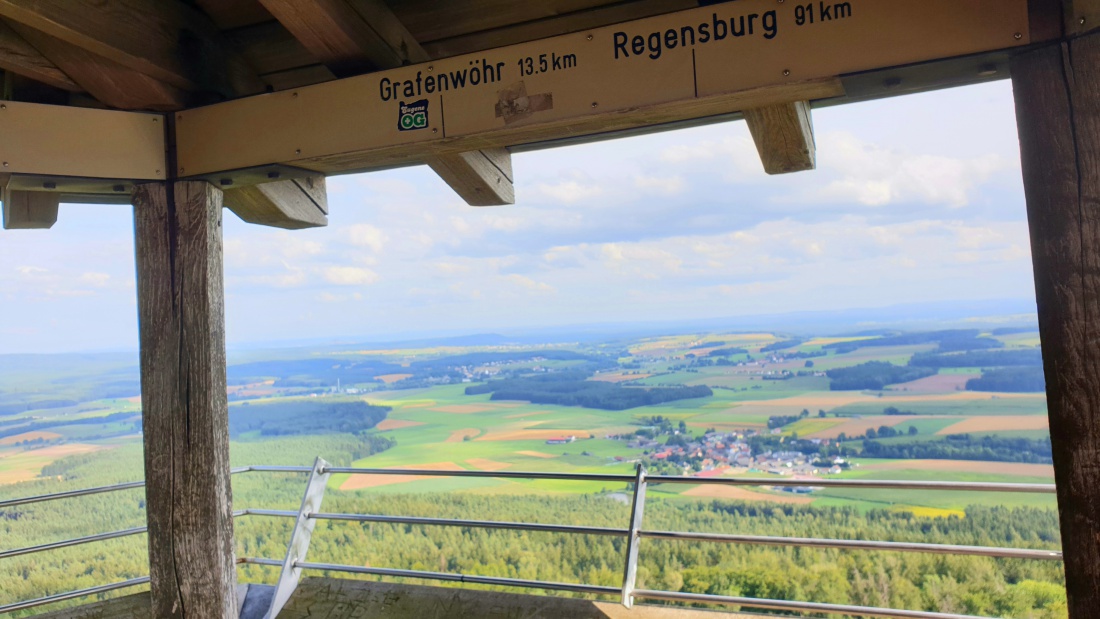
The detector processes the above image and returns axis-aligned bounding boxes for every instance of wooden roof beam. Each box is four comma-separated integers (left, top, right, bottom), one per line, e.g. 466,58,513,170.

743,101,816,175
11,23,187,111
259,0,514,206
223,175,328,229
0,0,265,101
257,0,429,77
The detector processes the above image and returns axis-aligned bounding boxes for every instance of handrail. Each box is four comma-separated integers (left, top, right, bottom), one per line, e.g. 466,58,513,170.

0,462,1065,618
0,527,147,560
0,578,150,615
308,512,628,537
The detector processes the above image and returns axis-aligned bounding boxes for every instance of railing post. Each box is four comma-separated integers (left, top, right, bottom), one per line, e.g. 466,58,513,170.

621,463,647,608
264,457,330,619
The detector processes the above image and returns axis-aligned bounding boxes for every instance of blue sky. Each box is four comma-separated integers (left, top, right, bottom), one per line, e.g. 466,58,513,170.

0,81,1036,353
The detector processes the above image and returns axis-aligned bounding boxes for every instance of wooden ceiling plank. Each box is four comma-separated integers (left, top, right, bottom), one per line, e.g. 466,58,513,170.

743,101,816,174
12,23,187,111
258,0,427,77
223,177,328,229
422,0,697,59
392,0,627,44
259,64,336,92
192,0,272,30
0,0,265,100
227,20,321,76
0,20,79,91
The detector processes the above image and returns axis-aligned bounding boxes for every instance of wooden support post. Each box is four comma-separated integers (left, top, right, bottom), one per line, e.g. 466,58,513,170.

223,176,328,229
132,180,237,619
426,148,514,206
743,101,816,174
2,187,59,229
1011,34,1100,618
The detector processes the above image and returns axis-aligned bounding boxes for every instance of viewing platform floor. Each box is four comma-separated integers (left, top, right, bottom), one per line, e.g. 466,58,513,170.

31,578,770,618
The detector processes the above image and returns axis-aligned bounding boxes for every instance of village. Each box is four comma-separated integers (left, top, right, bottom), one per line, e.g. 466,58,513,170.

612,426,849,494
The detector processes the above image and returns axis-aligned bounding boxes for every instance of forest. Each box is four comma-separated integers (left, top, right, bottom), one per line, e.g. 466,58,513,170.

966,367,1047,393
860,434,1054,464
826,362,935,391
825,330,1003,354
465,374,712,410
228,400,391,437
909,349,1044,368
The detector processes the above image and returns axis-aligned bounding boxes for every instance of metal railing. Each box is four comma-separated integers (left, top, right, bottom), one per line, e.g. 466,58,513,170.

0,460,1062,618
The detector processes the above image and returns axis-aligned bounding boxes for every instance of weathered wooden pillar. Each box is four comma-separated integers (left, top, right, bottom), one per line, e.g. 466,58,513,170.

1011,33,1100,618
133,180,237,618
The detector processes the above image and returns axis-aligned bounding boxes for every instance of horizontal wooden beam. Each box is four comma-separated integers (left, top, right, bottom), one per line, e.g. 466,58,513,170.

223,176,328,229
175,0,1028,178
2,187,59,229
259,0,511,205
743,100,815,174
12,24,186,111
0,100,165,180
427,148,514,205
0,20,79,91
1068,0,1100,35
0,0,264,99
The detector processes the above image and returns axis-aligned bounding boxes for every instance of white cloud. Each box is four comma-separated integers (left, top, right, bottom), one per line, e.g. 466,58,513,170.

809,131,1010,208
78,272,111,287
534,180,603,204
322,266,379,286
347,224,387,252
634,175,685,195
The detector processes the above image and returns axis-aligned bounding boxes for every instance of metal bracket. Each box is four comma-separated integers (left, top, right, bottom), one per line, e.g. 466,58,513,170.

264,457,330,619
620,463,647,608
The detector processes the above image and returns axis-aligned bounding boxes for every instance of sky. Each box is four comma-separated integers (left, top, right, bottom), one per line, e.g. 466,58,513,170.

0,81,1037,354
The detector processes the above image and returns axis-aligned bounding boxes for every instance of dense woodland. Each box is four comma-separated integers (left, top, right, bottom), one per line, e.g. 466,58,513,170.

0,435,1066,618
826,362,935,391
466,372,712,410
860,435,1054,464
824,330,1003,354
967,367,1047,393
909,349,1044,368
228,400,390,437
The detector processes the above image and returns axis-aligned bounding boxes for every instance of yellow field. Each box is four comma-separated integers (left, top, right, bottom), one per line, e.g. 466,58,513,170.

936,415,1049,435
375,419,425,431
0,431,62,446
476,429,589,441
444,428,481,442
465,458,512,471
431,404,494,414
681,485,813,504
374,373,413,384
865,459,1054,477
806,416,924,439
338,462,465,490
0,444,107,485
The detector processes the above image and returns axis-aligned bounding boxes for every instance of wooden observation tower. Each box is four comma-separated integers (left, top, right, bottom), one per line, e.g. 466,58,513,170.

0,0,1097,617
